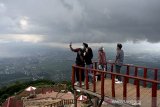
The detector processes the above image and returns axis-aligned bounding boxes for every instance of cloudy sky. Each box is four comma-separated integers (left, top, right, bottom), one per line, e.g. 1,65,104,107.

0,0,160,43
0,0,160,55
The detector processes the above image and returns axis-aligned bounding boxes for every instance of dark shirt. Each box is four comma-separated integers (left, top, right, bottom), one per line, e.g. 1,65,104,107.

71,48,85,66
84,47,93,65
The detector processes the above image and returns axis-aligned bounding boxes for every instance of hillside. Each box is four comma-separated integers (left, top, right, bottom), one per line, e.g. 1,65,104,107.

0,79,72,105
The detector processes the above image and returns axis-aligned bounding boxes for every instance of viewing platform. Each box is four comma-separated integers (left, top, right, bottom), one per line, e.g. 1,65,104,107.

72,62,160,107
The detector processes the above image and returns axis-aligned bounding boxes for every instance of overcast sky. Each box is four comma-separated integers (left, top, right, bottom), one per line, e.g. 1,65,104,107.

0,0,160,44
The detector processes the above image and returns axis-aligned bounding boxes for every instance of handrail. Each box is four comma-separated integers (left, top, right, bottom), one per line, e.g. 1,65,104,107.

72,63,160,107
72,65,160,84
93,61,160,71
93,61,159,87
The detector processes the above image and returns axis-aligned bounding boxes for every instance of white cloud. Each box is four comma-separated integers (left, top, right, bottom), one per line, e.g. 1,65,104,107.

0,34,44,43
0,3,6,13
19,16,29,30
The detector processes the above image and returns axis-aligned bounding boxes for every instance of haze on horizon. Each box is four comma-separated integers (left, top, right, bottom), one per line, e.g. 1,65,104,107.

0,0,160,57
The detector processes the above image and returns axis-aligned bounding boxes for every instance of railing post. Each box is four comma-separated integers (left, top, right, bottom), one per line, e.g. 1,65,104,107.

85,69,89,89
154,69,158,81
143,68,147,87
136,79,140,105
95,62,98,69
111,74,115,98
123,77,127,101
110,64,114,79
72,66,75,87
111,64,114,72
152,83,157,107
134,67,138,85
93,70,96,92
126,65,130,83
79,68,82,87
101,72,105,98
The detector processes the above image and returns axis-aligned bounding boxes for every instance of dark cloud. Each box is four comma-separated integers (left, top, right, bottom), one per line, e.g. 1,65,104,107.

0,0,160,43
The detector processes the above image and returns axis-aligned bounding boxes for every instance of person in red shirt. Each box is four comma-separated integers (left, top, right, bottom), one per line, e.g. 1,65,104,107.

98,47,107,71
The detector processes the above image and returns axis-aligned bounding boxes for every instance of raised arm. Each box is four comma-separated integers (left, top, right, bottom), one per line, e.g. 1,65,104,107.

69,42,79,52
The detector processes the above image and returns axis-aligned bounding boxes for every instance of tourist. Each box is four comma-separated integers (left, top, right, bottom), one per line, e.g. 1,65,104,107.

82,43,93,83
115,43,124,84
69,42,85,85
98,47,107,71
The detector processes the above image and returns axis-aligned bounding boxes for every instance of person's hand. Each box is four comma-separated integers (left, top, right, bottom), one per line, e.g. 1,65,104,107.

98,65,102,70
69,42,72,47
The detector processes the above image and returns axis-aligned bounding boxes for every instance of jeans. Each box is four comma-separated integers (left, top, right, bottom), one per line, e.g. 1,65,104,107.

76,64,85,82
116,65,122,81
86,64,93,82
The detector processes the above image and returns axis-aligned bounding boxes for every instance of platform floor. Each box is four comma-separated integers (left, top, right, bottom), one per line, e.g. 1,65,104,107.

75,78,160,107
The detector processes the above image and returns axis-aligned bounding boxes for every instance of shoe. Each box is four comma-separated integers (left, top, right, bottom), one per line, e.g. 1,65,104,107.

76,89,81,92
82,82,85,86
119,81,123,83
115,78,118,82
74,82,79,85
115,81,123,84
